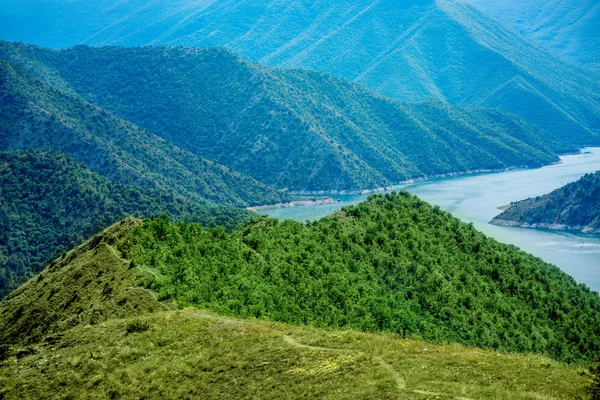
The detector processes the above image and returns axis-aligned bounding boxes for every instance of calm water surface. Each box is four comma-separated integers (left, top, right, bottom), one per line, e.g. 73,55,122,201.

260,148,600,291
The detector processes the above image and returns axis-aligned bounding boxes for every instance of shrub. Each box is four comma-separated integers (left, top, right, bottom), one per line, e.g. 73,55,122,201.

125,319,150,335
588,361,600,400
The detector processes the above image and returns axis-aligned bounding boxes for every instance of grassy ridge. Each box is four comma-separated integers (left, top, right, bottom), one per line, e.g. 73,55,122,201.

122,192,600,362
0,42,576,192
0,310,590,399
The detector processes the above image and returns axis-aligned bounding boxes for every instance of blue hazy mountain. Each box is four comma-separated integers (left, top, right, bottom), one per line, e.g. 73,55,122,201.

464,0,600,76
1,0,599,145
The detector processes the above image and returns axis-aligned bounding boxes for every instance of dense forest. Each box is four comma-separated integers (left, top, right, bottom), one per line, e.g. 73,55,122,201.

0,150,253,297
0,57,290,207
0,42,577,192
121,192,600,363
2,1,598,145
492,171,600,233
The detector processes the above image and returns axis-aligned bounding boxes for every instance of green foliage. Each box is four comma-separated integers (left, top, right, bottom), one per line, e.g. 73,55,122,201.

123,191,600,363
0,150,253,297
0,56,290,207
125,319,150,335
0,42,579,192
0,345,10,362
492,170,600,233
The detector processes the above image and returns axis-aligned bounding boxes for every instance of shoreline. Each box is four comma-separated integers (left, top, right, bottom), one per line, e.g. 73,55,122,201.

248,197,339,211
252,147,599,211
489,219,600,234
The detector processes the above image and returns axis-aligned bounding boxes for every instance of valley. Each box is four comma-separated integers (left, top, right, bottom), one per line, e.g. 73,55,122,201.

1,1,600,398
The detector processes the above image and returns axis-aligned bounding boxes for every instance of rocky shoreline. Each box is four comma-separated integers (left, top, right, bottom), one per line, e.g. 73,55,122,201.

248,197,339,211
490,219,600,234
291,165,541,196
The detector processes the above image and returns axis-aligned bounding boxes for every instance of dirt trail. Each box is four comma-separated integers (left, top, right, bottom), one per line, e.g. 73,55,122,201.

186,311,475,399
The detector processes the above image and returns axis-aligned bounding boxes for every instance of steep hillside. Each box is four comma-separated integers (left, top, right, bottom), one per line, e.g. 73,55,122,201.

491,171,600,233
117,192,600,363
0,57,289,207
1,0,598,144
0,150,254,298
0,43,577,192
464,0,600,75
0,196,595,398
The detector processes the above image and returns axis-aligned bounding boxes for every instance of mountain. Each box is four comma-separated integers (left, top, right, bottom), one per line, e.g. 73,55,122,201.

0,56,289,207
464,0,600,76
0,219,588,399
0,43,578,192
0,150,256,298
6,192,597,362
491,170,600,233
1,0,599,144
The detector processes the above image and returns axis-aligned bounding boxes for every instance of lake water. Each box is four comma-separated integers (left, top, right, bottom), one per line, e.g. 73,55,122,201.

259,148,600,292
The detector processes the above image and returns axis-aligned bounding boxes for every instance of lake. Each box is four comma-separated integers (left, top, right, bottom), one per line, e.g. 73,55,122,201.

259,148,600,292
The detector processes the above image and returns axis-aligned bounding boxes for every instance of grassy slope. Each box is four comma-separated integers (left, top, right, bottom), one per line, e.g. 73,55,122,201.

491,171,600,233
0,42,578,191
1,0,597,144
0,57,289,207
0,207,594,398
0,310,590,400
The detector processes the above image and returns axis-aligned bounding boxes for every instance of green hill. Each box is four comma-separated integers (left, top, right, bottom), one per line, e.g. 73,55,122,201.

0,42,578,192
0,150,254,298
465,0,600,75
0,193,597,398
1,0,598,144
5,191,598,362
0,57,289,207
491,171,600,233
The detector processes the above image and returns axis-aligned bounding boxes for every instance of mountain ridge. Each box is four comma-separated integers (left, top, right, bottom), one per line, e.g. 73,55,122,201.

1,0,598,144
0,41,579,192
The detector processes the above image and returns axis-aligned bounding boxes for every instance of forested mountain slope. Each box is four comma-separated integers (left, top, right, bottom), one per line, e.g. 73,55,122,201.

464,0,600,75
113,192,600,362
0,57,288,206
0,150,254,298
0,42,577,192
1,0,598,144
491,171,600,233
0,218,589,399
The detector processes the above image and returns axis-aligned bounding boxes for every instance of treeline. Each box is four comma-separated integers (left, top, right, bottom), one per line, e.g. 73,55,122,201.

122,191,600,363
0,150,253,297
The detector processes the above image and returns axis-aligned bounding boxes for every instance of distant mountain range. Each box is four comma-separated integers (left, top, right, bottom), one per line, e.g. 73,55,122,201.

491,170,600,233
1,0,598,145
464,0,600,76
0,42,578,192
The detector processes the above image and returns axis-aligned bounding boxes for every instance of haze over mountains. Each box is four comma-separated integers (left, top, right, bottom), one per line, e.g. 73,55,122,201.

0,42,577,192
1,0,599,145
464,0,600,75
